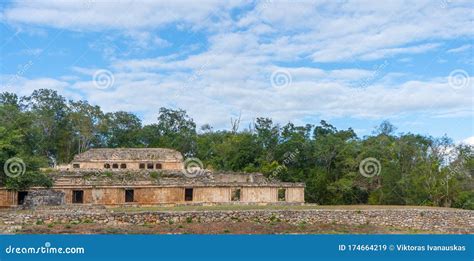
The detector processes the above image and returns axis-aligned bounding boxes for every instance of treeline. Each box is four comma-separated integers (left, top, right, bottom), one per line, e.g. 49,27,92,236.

0,89,472,209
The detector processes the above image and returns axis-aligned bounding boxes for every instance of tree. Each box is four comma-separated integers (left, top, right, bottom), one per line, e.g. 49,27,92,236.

1,88,473,209
142,107,197,156
104,111,142,148
0,92,52,189
21,89,71,163
255,117,279,164
69,100,107,153
213,132,260,171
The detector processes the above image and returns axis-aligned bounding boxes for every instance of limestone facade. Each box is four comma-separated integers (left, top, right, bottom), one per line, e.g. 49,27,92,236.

1,148,305,207
57,148,184,171
0,171,305,207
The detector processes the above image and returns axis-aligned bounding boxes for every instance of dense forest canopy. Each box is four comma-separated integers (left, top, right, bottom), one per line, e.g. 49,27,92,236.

0,89,472,209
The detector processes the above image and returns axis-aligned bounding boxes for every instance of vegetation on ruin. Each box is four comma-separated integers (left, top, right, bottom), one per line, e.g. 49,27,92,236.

0,89,472,209
149,171,162,180
4,172,53,191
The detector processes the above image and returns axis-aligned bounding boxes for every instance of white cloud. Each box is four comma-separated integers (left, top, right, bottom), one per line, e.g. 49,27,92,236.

461,136,474,146
124,31,171,49
0,75,82,101
239,0,473,62
358,43,440,61
2,0,243,31
15,48,43,56
3,0,473,63
447,44,472,53
1,0,473,133
4,66,472,130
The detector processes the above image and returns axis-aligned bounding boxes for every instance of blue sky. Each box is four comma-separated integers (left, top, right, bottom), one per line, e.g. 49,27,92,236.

0,0,473,143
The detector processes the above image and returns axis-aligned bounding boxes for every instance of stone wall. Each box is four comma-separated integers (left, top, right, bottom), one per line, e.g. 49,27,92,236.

0,186,304,206
72,161,183,170
21,190,65,209
1,207,472,233
0,190,15,207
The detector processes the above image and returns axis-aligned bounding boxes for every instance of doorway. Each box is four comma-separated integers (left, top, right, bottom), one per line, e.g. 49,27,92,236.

185,188,193,201
17,191,28,205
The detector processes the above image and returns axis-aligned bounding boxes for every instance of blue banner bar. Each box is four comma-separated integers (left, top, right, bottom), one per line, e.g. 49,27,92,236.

0,235,472,260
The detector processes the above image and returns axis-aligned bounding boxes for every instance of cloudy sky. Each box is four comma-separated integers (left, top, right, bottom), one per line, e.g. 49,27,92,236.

0,0,473,143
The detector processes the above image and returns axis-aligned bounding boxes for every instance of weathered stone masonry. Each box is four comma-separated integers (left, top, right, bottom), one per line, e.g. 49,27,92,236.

1,207,472,234
0,148,305,207
0,171,305,207
58,148,184,171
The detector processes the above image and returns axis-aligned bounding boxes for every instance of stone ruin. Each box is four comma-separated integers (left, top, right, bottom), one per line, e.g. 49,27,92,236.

21,190,65,209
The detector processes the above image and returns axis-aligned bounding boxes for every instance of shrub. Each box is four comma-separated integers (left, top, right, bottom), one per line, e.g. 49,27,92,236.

5,171,53,191
150,171,161,180
103,171,113,178
453,191,474,210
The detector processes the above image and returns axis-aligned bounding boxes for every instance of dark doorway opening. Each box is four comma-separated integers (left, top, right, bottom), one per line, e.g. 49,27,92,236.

17,191,28,205
155,163,162,169
125,189,134,203
185,188,193,201
72,190,84,204
231,188,241,201
278,188,286,201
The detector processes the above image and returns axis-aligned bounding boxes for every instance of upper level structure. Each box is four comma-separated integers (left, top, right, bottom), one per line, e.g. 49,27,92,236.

62,148,184,170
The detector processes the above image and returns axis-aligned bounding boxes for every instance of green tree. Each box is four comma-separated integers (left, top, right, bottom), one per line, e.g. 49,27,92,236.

69,100,107,154
105,111,142,147
22,89,71,163
142,107,197,156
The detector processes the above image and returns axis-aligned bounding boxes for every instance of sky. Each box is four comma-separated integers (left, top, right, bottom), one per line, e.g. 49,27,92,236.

0,0,473,144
